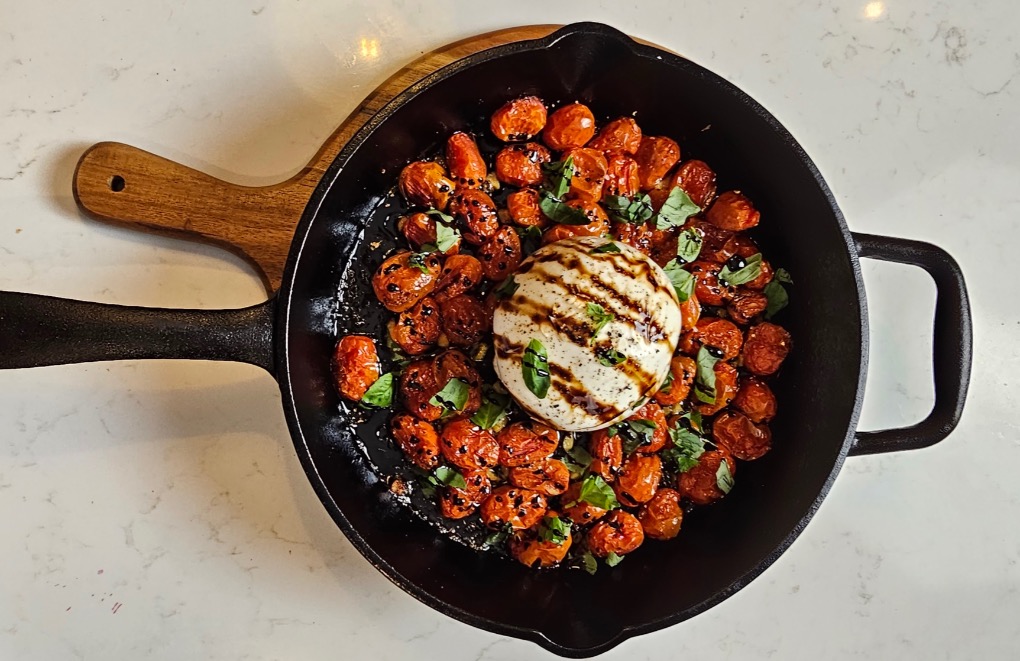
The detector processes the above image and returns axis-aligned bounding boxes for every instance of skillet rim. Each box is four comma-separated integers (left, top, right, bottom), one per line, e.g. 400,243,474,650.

275,21,870,657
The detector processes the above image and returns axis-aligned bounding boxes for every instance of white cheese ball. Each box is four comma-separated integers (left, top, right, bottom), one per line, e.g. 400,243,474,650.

492,236,682,431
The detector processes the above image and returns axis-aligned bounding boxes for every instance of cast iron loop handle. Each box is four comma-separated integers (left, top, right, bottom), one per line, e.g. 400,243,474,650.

0,292,276,376
850,233,972,455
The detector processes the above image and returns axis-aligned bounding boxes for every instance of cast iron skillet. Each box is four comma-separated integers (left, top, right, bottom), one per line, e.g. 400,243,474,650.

0,23,972,657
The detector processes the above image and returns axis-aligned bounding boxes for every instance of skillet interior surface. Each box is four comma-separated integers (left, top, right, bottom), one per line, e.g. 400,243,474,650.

278,23,866,656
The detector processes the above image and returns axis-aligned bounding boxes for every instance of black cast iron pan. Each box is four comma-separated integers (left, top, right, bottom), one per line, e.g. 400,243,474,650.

0,22,972,657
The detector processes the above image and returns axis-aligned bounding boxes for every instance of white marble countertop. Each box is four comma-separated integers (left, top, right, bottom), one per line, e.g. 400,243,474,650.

1,1,1017,659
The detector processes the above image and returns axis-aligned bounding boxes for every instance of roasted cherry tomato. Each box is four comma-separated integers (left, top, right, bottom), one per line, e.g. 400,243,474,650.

390,414,441,470
635,136,680,190
742,322,792,376
589,429,623,482
478,225,523,282
509,521,572,568
400,359,444,421
587,117,642,155
371,250,441,312
611,221,653,254
433,349,483,417
654,355,696,406
449,189,500,245
398,160,455,210
602,150,641,199
638,488,683,540
629,402,669,453
647,227,678,267
495,142,551,187
506,188,547,227
722,235,773,290
733,376,778,423
439,294,490,347
541,198,609,244
728,290,769,325
666,159,717,208
439,469,491,519
685,219,734,264
445,131,487,188
677,449,735,506
480,486,548,529
613,453,662,507
560,481,609,525
694,361,739,416
388,296,441,355
686,259,735,307
508,459,571,496
440,419,499,471
679,317,744,360
587,510,644,558
332,335,380,401
679,292,702,332
706,191,761,231
490,96,548,142
542,102,596,151
497,422,559,467
398,212,447,252
713,410,772,460
562,147,608,201
433,254,483,304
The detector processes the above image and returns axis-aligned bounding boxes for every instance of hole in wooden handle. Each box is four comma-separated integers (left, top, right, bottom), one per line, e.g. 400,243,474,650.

109,175,126,192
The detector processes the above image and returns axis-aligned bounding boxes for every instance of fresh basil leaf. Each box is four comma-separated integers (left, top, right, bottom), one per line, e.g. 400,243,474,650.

694,345,719,404
522,339,551,399
582,550,598,575
434,219,461,253
774,267,793,284
597,348,627,367
563,444,593,479
676,228,703,263
539,191,590,225
576,474,620,511
586,303,615,343
667,424,706,472
606,425,619,438
543,156,575,198
604,193,654,225
663,259,696,302
659,371,675,394
538,515,572,545
619,418,657,455
592,241,622,254
360,372,395,408
419,480,437,499
429,377,470,412
433,465,467,489
715,460,735,494
681,410,704,433
763,279,789,319
408,252,431,274
494,275,519,300
719,252,763,287
605,552,625,567
482,524,512,549
515,225,543,255
424,209,455,224
654,187,701,230
471,388,511,430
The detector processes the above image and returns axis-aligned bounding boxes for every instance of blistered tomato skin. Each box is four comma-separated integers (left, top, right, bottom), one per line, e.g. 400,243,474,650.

398,212,439,251
668,160,717,208
635,136,681,190
446,132,487,188
371,251,442,312
490,96,548,142
510,525,572,567
478,225,523,282
562,147,608,201
713,410,773,460
695,361,739,416
508,459,571,496
728,291,769,325
542,102,597,151
497,422,560,468
638,488,683,540
541,199,609,244
333,335,380,401
611,221,653,255
630,402,669,453
440,419,500,471
449,189,500,245
589,430,623,482
680,317,744,360
678,449,736,506
654,354,696,406
587,117,643,155
440,294,490,347
602,151,641,199
399,161,455,210
388,296,441,355
679,292,702,332
613,453,662,507
706,191,761,231
480,486,548,529
433,254,483,304
686,260,735,307
733,377,778,422
742,322,792,376
495,142,551,187
400,359,444,421
506,188,547,227
587,510,645,558
440,469,491,519
390,414,441,470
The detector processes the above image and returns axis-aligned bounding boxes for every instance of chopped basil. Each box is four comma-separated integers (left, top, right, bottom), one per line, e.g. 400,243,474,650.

424,209,455,224
471,388,511,430
538,515,572,545
423,209,461,253
543,157,575,198
663,259,696,302
592,241,622,254
719,252,763,287
482,524,512,549
684,410,704,433
360,372,395,408
575,474,620,511
716,460,735,494
654,186,701,230
582,551,598,575
676,228,703,263
617,418,658,455
407,252,431,274
665,424,706,472
604,193,654,225
563,444,593,479
522,339,550,399
515,225,543,255
764,267,792,319
605,552,625,567
694,345,719,404
586,303,615,343
659,371,675,394
775,267,793,284
429,377,470,412
494,275,519,299
433,465,467,489
597,348,627,367
539,191,591,225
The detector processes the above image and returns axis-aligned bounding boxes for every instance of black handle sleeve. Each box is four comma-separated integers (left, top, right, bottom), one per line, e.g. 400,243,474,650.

850,233,972,455
0,291,275,375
